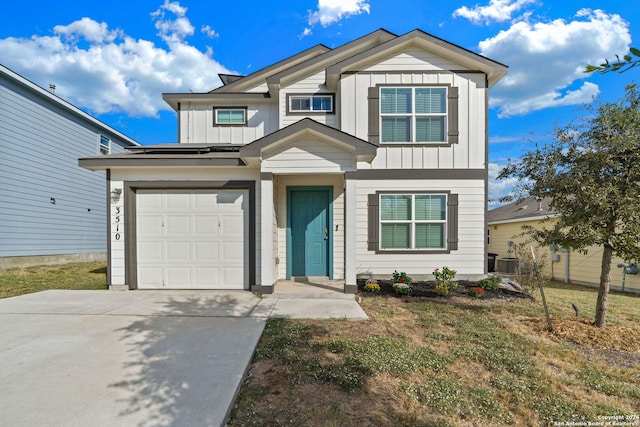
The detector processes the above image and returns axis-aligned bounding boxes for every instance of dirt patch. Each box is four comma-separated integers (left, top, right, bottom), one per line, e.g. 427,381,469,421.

538,317,640,359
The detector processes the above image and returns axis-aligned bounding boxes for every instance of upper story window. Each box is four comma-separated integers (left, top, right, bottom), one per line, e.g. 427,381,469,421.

287,94,334,114
380,193,447,250
380,87,447,143
99,135,111,155
214,107,247,126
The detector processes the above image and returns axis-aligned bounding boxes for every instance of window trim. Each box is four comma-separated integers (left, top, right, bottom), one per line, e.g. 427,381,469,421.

368,84,458,146
99,135,111,155
286,93,335,115
379,193,447,250
213,106,248,127
368,190,458,254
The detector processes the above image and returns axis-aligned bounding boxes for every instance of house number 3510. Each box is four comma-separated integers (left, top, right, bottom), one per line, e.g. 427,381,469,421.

114,207,122,240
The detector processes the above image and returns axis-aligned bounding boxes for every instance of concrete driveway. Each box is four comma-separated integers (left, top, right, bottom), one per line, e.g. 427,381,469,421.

0,290,267,427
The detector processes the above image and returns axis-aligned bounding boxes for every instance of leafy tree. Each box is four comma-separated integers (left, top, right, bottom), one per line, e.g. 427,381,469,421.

585,48,640,74
498,84,640,328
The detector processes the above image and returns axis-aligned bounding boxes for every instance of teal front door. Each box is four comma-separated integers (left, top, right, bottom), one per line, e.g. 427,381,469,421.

289,188,331,277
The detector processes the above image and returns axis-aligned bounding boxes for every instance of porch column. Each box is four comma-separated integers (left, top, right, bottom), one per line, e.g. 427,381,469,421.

344,172,357,293
260,172,275,294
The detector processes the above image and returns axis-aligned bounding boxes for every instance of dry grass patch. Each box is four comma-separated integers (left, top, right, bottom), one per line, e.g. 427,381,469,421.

230,284,640,426
0,262,107,298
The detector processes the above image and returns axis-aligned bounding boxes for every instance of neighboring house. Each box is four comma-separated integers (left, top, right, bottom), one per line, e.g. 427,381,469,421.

0,64,139,268
80,29,507,293
488,197,640,293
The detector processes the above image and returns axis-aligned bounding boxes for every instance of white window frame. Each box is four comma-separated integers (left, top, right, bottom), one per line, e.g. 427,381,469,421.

213,107,247,126
99,135,111,155
379,86,448,143
288,94,334,113
379,193,447,250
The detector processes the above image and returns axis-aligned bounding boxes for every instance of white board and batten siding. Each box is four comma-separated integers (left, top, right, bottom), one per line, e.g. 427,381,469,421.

340,55,487,171
281,71,338,129
261,139,356,174
355,179,486,277
0,73,131,258
179,103,277,144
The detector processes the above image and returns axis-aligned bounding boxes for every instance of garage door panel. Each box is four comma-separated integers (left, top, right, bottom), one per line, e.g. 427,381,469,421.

222,241,244,261
138,267,164,287
194,215,218,235
194,268,220,287
223,267,244,287
138,192,163,209
166,216,191,236
166,267,192,286
166,241,191,260
165,193,191,210
222,214,245,236
136,189,248,290
193,242,219,260
138,215,163,235
138,241,163,261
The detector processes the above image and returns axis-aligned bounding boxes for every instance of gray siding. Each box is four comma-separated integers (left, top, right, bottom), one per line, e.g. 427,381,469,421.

0,73,132,258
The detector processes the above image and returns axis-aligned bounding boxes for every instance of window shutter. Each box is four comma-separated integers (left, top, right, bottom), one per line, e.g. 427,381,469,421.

367,193,379,251
368,87,379,144
447,87,459,144
447,193,459,250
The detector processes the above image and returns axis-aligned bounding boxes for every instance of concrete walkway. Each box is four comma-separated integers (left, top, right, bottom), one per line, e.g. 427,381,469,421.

0,289,366,427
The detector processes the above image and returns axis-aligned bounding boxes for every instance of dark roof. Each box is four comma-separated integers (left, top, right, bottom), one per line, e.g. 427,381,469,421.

79,144,245,170
218,74,244,85
488,197,555,223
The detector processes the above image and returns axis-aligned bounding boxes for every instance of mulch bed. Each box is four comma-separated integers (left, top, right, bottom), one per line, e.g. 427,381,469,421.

357,279,532,300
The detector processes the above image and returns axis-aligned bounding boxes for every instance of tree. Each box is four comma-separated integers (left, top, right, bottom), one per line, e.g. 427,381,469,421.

498,84,640,328
585,48,640,74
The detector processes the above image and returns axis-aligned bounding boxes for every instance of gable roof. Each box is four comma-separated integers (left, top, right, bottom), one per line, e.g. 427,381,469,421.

488,197,555,224
264,29,396,95
162,28,508,109
210,44,330,94
326,29,508,89
0,64,139,147
239,117,377,161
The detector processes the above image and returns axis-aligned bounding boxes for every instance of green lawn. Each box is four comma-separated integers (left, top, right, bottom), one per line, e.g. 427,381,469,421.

229,282,640,427
0,262,107,299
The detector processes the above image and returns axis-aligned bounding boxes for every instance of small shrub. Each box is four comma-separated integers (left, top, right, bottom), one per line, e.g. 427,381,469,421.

393,283,410,295
468,287,486,298
478,275,501,291
434,284,449,296
433,266,456,287
392,270,413,286
364,281,381,292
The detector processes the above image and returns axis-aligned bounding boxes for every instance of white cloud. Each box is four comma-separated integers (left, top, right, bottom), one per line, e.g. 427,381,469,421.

488,162,521,207
201,25,219,39
453,0,537,25
0,2,231,118
302,0,370,37
481,9,630,117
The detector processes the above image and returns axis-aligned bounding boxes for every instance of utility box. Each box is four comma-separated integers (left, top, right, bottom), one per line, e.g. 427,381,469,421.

497,258,519,274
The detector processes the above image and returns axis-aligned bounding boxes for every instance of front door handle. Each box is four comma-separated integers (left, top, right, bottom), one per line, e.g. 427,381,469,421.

324,228,329,240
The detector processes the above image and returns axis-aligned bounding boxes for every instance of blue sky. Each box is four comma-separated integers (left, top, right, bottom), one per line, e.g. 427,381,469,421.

1,0,637,206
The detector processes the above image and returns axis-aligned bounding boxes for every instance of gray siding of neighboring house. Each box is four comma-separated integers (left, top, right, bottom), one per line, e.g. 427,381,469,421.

0,70,134,259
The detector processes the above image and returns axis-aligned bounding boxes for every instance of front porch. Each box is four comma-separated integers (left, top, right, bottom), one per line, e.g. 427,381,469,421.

238,119,377,295
264,277,353,299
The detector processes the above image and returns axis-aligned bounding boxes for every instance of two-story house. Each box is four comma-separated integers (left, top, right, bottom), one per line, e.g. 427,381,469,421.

80,29,507,293
1,64,139,268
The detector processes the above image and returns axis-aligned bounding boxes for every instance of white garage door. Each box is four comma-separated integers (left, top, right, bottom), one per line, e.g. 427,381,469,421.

136,189,248,289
